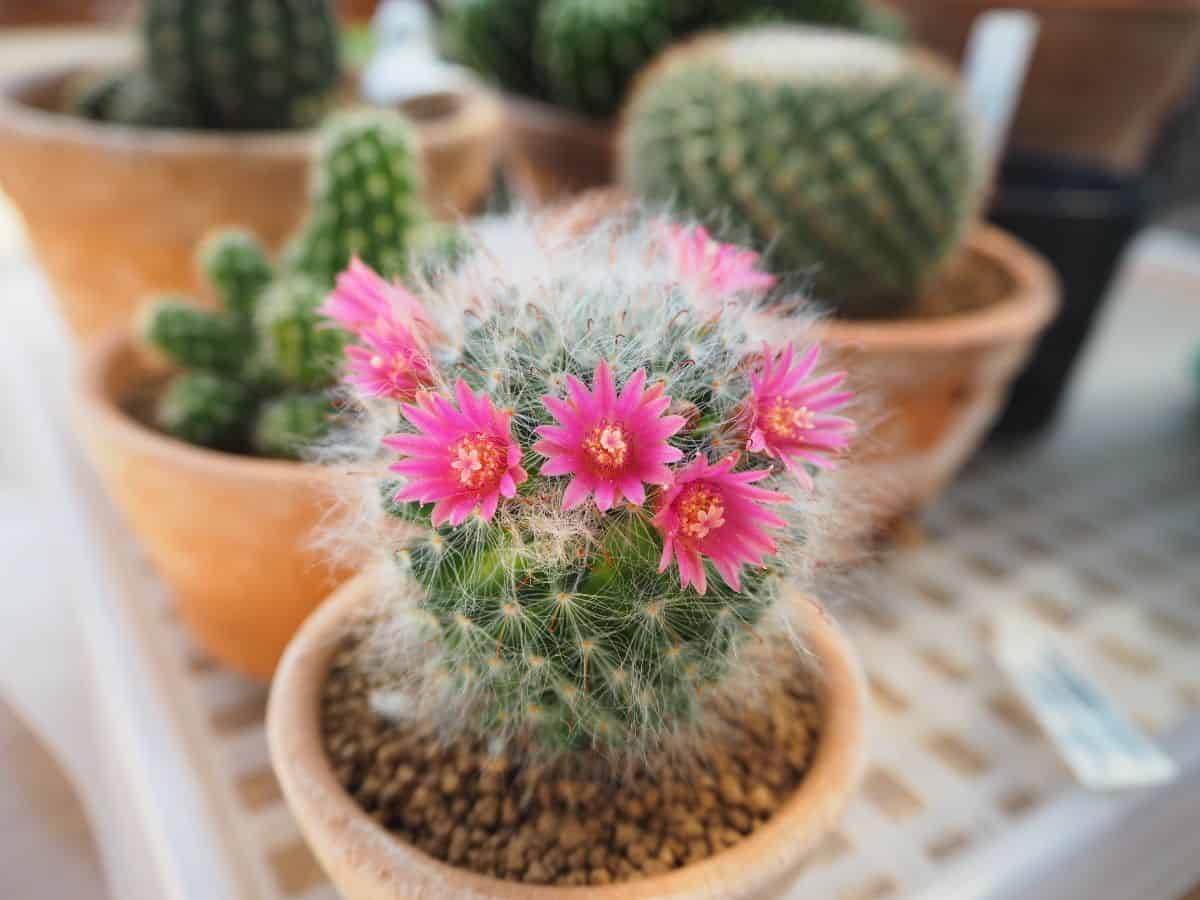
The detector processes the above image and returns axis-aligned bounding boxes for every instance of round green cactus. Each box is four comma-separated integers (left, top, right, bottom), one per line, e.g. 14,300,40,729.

622,27,980,317
534,0,677,118
143,0,341,130
442,0,546,97
286,111,425,286
252,391,338,458
156,371,256,450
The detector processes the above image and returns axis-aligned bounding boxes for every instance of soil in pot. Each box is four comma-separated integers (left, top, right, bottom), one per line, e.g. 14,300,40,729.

320,636,822,887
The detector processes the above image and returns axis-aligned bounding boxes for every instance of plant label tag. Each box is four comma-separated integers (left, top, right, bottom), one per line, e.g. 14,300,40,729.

992,613,1179,790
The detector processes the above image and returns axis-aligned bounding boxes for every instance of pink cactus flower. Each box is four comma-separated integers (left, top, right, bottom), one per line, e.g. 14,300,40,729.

660,222,777,300
744,343,854,491
534,361,687,512
319,257,431,338
653,453,789,594
343,329,432,400
384,380,528,526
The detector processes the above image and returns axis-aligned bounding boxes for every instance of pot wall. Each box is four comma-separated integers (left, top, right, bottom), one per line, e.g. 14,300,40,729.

76,331,355,679
504,96,617,205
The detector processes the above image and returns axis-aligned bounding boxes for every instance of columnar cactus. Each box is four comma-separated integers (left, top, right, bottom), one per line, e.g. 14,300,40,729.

286,111,426,286
143,0,341,130
622,27,980,317
324,213,857,755
137,110,445,459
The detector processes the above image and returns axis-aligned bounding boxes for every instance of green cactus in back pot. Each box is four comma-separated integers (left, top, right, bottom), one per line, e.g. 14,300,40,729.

136,110,442,459
143,0,341,130
441,0,547,98
622,27,980,318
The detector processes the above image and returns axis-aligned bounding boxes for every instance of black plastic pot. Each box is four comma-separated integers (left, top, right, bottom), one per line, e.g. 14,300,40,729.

987,152,1152,438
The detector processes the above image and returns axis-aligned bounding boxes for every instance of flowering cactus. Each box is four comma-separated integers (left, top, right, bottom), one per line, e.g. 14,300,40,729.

328,211,855,755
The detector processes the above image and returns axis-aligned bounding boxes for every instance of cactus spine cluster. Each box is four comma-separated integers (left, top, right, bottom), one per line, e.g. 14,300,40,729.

442,0,906,118
139,110,440,459
622,27,980,317
72,0,340,130
329,214,855,756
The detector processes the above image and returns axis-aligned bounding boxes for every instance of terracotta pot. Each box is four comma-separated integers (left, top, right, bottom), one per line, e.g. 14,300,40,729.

0,65,505,344
819,225,1058,521
504,95,618,205
889,0,1200,172
0,0,134,25
76,330,356,680
268,574,867,899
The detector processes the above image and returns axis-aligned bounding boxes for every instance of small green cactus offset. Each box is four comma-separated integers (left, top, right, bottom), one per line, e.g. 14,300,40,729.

137,109,447,459
69,0,340,131
285,110,425,286
324,213,857,757
622,27,980,317
442,0,906,118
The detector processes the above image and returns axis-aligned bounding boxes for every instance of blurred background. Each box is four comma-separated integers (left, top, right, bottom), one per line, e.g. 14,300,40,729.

1,1,1198,898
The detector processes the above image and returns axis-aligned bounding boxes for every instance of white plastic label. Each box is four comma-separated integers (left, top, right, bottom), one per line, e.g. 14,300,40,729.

993,613,1179,790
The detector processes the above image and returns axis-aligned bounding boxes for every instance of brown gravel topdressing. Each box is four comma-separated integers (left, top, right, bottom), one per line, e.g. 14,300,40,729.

321,641,823,887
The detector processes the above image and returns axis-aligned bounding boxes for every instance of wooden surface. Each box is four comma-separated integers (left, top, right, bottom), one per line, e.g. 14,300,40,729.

0,699,107,900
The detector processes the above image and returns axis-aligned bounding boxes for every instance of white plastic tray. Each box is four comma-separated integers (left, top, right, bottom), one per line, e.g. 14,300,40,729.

3,204,1200,900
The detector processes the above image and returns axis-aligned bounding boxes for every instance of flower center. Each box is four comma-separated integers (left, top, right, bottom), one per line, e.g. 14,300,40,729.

583,421,630,472
764,397,814,439
678,484,726,541
449,432,506,489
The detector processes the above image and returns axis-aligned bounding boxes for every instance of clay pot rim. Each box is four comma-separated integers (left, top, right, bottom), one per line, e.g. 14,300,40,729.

78,328,331,486
267,573,867,898
0,60,502,158
818,224,1059,352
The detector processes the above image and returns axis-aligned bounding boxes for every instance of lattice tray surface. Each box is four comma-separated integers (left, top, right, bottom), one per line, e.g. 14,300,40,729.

114,432,1198,900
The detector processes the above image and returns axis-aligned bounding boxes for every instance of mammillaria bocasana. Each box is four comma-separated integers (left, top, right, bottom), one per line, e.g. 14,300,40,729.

322,211,857,758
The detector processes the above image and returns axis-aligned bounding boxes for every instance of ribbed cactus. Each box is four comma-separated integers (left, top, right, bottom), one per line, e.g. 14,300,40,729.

286,111,425,286
137,110,439,459
534,0,677,118
442,0,547,98
325,213,856,754
69,69,198,129
622,27,979,317
143,0,341,130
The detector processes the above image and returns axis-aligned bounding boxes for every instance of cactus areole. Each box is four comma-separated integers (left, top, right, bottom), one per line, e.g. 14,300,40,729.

323,211,858,757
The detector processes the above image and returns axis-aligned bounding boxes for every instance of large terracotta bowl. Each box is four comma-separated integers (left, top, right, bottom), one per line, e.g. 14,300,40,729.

0,65,504,344
504,95,617,205
76,330,356,679
818,225,1058,522
268,574,867,899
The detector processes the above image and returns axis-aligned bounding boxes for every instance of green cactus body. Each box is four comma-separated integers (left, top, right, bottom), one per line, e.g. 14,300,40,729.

69,69,198,129
442,0,546,97
255,275,348,389
622,28,979,317
143,0,341,130
200,229,275,325
252,391,338,458
156,371,256,450
287,112,424,286
138,299,253,374
535,0,677,118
